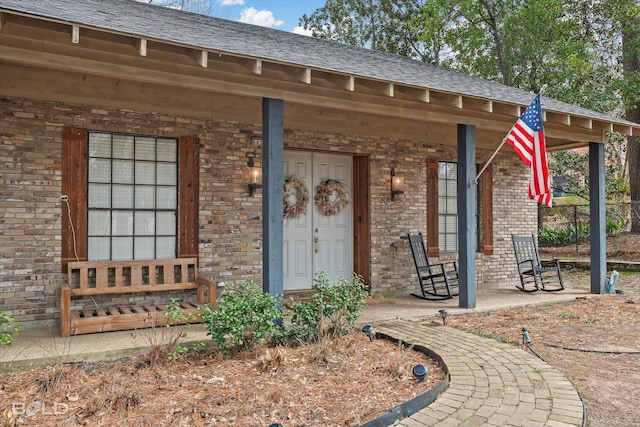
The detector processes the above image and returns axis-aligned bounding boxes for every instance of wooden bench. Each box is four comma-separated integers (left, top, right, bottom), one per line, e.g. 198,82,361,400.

61,258,216,337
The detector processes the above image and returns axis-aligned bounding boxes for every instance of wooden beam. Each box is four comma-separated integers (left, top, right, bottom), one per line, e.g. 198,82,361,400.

71,25,79,44
0,13,5,30
135,38,147,57
0,44,616,141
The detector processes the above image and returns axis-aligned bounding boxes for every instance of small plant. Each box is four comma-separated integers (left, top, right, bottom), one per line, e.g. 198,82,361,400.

163,298,204,361
200,279,283,354
0,311,19,348
586,316,601,323
558,311,579,320
287,272,368,343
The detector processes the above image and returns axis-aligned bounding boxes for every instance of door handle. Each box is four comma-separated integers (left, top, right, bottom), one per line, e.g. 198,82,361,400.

314,236,319,253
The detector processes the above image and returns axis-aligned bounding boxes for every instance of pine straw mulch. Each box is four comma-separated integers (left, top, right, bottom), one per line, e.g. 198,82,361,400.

446,270,640,427
0,332,445,427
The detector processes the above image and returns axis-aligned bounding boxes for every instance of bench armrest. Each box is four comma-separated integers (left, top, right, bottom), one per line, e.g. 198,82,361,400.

197,276,218,309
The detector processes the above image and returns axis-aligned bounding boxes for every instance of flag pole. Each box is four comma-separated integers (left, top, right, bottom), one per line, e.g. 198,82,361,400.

471,85,547,186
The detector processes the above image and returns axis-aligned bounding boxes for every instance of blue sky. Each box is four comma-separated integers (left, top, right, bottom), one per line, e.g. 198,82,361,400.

208,0,326,34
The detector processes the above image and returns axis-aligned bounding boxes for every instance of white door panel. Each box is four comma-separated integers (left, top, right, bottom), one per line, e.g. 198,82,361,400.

283,152,353,290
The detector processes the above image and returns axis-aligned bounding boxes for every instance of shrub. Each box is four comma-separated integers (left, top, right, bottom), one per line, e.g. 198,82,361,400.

200,279,283,354
0,311,19,348
286,272,368,343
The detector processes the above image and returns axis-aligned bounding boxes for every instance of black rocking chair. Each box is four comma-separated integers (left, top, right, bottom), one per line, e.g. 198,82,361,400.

407,232,459,300
511,234,564,292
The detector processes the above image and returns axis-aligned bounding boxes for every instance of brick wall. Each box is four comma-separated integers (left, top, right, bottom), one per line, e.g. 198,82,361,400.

0,96,537,327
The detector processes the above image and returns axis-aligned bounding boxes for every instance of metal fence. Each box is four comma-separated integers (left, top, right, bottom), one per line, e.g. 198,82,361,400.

538,201,640,250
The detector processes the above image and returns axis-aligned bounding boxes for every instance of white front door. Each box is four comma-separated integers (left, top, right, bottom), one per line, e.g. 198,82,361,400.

283,152,353,291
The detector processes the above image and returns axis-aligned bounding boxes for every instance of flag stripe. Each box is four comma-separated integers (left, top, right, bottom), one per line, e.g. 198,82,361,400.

504,94,552,208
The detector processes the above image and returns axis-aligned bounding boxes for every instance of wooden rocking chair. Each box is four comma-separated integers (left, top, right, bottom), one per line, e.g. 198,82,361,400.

511,234,564,292
407,233,459,300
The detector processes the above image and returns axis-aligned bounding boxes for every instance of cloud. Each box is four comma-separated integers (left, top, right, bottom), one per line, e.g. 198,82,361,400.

220,0,244,5
238,7,284,28
292,26,314,36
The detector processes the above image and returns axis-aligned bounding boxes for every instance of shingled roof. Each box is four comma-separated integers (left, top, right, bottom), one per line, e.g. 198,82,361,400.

1,0,639,134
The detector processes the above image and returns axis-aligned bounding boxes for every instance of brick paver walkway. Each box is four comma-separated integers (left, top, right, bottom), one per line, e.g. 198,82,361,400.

374,319,584,427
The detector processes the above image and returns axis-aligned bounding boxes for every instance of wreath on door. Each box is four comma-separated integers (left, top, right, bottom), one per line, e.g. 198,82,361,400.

314,179,350,216
283,175,309,218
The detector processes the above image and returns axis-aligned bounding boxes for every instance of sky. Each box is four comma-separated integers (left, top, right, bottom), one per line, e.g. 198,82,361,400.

195,0,326,35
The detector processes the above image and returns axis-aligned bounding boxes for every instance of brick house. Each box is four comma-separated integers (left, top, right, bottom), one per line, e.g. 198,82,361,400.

1,0,639,330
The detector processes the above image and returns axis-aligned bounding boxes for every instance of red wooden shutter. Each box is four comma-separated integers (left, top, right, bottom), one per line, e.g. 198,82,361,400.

61,127,88,271
481,164,494,255
178,136,200,259
426,159,439,257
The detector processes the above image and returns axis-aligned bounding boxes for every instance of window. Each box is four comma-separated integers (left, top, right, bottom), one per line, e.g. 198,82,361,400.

438,162,458,251
426,159,493,257
61,127,199,270
87,132,178,260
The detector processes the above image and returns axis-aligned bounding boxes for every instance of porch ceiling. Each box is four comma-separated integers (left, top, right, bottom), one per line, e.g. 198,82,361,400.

1,2,639,151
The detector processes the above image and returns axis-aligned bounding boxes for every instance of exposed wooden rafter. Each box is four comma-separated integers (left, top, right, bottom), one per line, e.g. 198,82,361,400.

356,78,394,97
194,49,207,68
71,25,79,44
429,90,462,108
462,97,493,113
281,64,311,84
544,111,570,126
492,102,521,118
394,85,429,103
135,38,147,57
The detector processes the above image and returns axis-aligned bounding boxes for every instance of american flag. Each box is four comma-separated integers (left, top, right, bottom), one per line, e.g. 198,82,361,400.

504,93,552,208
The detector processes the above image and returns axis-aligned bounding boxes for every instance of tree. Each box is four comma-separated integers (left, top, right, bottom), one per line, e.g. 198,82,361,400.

147,0,216,15
622,2,640,232
299,0,432,61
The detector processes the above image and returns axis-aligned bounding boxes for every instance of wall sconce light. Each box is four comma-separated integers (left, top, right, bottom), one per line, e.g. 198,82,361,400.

247,153,262,196
391,166,405,201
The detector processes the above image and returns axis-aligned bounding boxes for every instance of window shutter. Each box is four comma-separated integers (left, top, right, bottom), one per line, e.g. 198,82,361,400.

178,136,200,259
61,127,88,271
426,159,439,257
481,164,494,255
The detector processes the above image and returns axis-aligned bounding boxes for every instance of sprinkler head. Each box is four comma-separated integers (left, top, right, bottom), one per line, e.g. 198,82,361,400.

522,327,531,344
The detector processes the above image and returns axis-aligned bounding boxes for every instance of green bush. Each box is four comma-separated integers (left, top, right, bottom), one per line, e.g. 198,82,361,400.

200,279,282,354
0,311,19,348
539,217,627,247
286,272,368,343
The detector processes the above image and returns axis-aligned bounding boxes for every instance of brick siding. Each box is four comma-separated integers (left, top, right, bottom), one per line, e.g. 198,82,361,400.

0,96,537,326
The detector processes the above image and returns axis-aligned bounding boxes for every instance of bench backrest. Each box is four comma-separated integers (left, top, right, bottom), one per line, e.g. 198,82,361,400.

67,258,198,296
511,234,541,266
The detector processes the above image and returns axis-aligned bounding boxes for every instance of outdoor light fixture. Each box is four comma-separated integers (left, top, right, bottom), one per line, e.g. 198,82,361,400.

438,309,449,326
412,364,428,381
362,324,374,341
390,166,405,201
247,153,262,196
